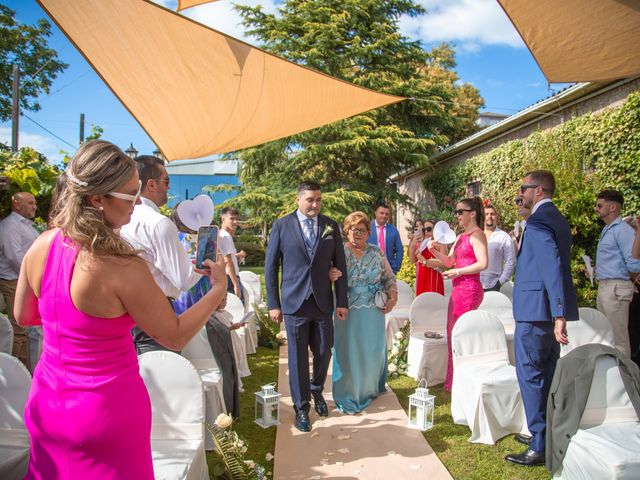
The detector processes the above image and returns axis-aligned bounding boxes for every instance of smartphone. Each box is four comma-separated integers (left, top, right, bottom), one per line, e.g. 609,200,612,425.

196,225,219,269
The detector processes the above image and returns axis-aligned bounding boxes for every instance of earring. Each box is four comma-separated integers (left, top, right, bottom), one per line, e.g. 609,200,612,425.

99,206,104,211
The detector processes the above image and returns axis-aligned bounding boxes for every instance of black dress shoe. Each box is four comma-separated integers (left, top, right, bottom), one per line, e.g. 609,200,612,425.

505,448,545,466
294,410,311,432
312,394,329,417
514,433,532,446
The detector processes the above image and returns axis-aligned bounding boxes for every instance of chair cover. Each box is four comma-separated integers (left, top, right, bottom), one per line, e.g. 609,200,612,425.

238,271,263,304
138,351,209,480
451,310,528,444
406,293,448,385
215,310,251,380
555,355,640,479
443,279,453,299
385,280,415,349
560,307,615,357
239,282,260,351
499,280,514,301
478,291,515,363
0,314,12,355
181,327,226,450
0,352,32,480
227,293,256,355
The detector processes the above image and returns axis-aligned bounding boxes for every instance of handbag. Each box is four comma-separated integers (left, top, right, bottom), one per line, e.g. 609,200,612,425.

374,290,388,309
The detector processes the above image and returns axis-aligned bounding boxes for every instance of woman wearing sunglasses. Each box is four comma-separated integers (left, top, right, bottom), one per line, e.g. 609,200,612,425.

409,219,446,295
14,140,227,479
428,197,488,392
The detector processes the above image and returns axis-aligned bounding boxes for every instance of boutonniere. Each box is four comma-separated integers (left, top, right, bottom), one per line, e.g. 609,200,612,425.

321,224,334,238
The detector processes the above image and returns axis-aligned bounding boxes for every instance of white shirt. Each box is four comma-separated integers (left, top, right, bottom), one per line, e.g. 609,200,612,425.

296,210,318,236
218,228,239,276
120,197,201,298
480,227,516,289
374,221,387,244
531,197,552,215
0,212,40,280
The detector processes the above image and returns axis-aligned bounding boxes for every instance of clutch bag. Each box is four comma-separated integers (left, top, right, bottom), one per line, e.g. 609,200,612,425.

374,290,388,309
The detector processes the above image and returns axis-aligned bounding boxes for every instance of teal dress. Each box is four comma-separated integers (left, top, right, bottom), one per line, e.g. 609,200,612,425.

332,243,397,413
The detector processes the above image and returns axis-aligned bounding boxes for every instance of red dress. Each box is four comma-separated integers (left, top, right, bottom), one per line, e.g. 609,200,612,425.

415,242,444,295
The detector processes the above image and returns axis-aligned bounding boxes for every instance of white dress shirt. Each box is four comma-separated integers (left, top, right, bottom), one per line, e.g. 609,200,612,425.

480,227,516,289
0,212,40,280
120,197,201,298
218,228,239,275
296,210,318,236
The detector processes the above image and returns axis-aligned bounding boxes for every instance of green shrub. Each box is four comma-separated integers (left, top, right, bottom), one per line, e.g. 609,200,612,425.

236,241,266,267
396,247,416,287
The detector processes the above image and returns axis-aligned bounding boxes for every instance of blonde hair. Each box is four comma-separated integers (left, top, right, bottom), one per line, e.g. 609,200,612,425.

343,211,371,236
52,140,138,257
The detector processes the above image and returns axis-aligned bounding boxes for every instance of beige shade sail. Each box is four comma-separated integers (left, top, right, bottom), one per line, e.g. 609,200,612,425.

498,0,640,83
37,0,404,160
177,0,218,11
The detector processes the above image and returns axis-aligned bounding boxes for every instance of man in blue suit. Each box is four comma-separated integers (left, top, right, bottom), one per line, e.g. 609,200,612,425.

265,182,348,432
506,170,579,466
368,203,404,274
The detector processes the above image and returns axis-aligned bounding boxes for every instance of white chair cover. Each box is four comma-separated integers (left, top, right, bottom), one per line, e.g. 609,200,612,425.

478,292,515,364
181,326,226,450
238,282,260,351
560,308,615,358
238,270,263,304
0,314,13,355
396,279,415,308
216,311,251,380
227,293,256,355
499,280,514,301
0,352,32,480
451,310,528,444
555,355,640,480
406,293,448,385
138,351,209,480
443,279,453,300
384,280,414,350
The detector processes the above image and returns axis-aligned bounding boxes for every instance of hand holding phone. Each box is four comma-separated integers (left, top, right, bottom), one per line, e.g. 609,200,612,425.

196,225,219,269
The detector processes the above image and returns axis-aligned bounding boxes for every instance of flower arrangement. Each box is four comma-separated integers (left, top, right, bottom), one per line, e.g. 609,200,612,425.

253,303,286,349
387,320,410,378
321,224,334,238
207,413,269,480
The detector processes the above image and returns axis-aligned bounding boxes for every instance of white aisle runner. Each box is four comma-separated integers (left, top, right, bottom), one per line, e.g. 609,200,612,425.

273,346,453,479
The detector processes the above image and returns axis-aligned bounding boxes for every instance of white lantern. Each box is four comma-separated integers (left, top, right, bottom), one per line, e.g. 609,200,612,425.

254,383,282,428
407,379,435,431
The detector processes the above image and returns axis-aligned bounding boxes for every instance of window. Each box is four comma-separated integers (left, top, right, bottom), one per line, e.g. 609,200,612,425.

466,180,482,197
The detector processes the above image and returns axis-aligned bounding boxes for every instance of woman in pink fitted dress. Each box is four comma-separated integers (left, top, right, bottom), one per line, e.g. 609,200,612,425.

14,140,227,479
428,197,488,391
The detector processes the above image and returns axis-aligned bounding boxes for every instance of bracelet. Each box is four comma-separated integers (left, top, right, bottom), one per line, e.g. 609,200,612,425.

456,269,460,277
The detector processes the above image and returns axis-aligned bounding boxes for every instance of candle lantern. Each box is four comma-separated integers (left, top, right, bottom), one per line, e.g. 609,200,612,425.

407,379,435,431
254,383,281,428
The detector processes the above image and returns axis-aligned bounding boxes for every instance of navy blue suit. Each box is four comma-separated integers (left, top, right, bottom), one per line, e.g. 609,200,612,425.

368,222,404,274
512,201,578,453
265,211,348,412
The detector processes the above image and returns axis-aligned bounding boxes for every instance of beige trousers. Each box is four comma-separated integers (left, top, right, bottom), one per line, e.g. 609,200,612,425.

597,279,634,357
0,278,29,367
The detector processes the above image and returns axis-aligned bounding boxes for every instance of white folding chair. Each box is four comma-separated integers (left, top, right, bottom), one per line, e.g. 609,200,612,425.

406,292,448,385
0,314,13,355
554,355,640,480
0,352,32,480
138,351,209,480
181,326,226,450
238,270,263,304
451,310,528,444
561,307,615,357
499,280,514,301
227,293,256,355
478,291,515,363
385,279,415,348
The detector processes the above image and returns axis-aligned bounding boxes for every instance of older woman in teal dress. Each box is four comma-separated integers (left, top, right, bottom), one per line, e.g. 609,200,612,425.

332,211,398,414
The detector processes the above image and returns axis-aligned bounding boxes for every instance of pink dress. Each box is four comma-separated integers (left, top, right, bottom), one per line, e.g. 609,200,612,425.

24,231,153,479
444,232,484,391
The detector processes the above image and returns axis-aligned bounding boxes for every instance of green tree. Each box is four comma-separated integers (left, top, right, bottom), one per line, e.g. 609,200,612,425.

232,0,483,213
0,4,67,121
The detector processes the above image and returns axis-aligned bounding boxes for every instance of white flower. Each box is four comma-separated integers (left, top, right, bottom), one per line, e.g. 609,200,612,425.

265,452,274,462
322,224,334,238
403,320,410,328
241,445,248,454
388,363,398,373
258,302,267,309
390,346,399,357
214,413,233,429
275,331,287,340
395,331,404,340
244,460,255,468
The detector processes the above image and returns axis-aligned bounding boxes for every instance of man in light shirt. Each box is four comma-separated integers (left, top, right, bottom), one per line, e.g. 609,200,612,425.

594,189,640,357
481,204,516,292
120,155,202,354
0,192,39,366
218,207,246,301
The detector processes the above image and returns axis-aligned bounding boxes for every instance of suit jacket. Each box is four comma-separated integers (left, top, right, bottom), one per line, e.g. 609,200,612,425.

513,201,578,322
264,212,348,315
368,222,404,274
546,344,640,473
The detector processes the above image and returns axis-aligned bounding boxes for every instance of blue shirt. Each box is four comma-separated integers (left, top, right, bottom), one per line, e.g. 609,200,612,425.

595,217,640,280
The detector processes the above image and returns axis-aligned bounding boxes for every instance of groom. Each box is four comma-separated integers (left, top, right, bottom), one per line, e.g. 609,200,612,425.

265,181,348,432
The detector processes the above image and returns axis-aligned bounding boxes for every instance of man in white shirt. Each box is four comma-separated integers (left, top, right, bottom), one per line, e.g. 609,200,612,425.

0,192,39,366
218,207,246,301
120,155,201,354
481,204,516,292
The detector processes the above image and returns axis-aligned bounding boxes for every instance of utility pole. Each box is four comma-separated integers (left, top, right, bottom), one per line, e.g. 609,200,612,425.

11,64,20,152
79,113,85,144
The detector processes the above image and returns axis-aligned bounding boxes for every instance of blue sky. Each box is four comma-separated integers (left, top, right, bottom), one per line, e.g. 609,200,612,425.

0,0,569,163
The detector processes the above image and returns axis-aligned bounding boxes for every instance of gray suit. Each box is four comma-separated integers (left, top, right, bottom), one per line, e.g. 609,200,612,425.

546,344,640,473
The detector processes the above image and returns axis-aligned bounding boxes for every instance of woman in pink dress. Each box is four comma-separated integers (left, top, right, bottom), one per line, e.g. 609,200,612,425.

14,140,227,479
428,197,488,391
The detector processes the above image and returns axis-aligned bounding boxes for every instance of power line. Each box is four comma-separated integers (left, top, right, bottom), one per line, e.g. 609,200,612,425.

22,113,77,150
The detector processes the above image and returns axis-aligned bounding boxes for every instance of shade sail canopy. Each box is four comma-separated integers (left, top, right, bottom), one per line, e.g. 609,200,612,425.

498,0,640,83
37,0,404,160
177,0,218,11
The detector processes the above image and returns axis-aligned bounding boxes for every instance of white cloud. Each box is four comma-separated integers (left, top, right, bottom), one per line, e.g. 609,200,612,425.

0,126,67,163
399,0,524,49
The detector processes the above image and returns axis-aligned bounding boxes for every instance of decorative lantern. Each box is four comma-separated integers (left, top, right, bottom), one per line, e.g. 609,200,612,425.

254,383,282,428
407,379,435,431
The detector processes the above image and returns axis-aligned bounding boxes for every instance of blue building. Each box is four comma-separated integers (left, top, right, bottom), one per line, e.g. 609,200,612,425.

165,157,240,209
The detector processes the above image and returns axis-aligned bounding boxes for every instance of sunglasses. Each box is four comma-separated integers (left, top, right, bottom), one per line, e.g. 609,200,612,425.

455,209,473,216
424,226,433,232
107,180,142,204
519,184,539,194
